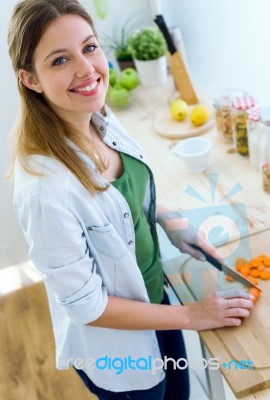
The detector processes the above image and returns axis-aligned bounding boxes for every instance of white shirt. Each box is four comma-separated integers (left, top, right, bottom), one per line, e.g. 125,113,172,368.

13,109,165,392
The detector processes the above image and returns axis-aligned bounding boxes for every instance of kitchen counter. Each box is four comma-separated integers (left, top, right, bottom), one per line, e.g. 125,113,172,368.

114,76,270,400
114,76,270,237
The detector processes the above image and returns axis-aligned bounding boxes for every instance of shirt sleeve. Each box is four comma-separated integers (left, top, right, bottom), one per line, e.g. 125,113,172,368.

15,194,108,325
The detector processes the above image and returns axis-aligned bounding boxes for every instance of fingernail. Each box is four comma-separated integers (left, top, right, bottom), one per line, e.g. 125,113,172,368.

200,255,206,261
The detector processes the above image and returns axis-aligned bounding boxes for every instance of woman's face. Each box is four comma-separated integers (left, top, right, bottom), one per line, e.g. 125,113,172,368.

21,14,109,122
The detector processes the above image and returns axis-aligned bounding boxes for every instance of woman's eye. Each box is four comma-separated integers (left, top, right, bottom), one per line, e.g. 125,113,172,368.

53,57,67,66
84,44,97,53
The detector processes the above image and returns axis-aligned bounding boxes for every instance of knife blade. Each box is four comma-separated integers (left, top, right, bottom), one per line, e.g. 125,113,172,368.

191,244,262,291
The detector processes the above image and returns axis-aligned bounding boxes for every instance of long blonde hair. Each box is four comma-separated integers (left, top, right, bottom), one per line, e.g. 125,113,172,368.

8,0,107,194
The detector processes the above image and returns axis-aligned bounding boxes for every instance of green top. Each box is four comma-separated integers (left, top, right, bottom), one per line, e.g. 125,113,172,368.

111,152,164,304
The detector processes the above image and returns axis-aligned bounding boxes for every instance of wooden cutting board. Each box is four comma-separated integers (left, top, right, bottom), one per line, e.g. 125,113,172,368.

163,228,270,398
153,108,214,139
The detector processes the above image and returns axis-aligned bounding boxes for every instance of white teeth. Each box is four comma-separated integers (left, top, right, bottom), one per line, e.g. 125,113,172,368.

74,81,98,92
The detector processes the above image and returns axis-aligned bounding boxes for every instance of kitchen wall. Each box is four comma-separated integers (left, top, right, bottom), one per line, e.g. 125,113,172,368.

163,0,270,104
1,0,270,268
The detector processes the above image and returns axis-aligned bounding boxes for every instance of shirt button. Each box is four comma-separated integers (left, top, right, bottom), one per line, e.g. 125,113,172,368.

139,154,143,159
87,226,93,231
100,126,104,131
124,212,129,218
128,240,133,245
112,141,117,146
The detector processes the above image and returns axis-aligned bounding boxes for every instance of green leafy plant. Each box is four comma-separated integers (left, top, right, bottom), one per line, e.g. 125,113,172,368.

101,16,143,62
128,27,167,61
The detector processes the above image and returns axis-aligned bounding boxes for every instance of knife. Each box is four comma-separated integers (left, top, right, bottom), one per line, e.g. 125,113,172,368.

191,244,262,291
153,15,176,55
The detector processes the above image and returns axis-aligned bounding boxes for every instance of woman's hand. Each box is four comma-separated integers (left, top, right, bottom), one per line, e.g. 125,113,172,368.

156,204,221,261
184,289,254,331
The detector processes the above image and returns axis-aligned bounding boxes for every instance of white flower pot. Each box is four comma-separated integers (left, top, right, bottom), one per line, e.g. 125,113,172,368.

134,55,168,87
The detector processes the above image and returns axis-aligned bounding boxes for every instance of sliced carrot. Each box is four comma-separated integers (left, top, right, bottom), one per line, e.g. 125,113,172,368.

239,265,250,274
226,275,235,282
258,265,266,272
236,264,244,272
248,287,261,303
250,269,260,278
240,268,250,277
250,258,261,267
259,271,270,280
247,276,258,285
263,258,270,267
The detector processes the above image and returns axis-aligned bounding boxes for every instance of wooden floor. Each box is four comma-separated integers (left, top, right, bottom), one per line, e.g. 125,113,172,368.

0,269,97,400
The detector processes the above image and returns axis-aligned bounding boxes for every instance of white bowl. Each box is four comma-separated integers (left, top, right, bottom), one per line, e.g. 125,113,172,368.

171,137,212,173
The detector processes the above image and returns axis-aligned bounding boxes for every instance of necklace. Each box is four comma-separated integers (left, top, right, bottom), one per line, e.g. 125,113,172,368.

89,122,102,163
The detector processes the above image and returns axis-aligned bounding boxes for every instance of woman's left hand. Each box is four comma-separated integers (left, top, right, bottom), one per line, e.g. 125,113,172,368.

157,205,221,261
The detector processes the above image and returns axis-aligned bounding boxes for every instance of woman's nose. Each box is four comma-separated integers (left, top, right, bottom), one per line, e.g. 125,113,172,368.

75,55,95,78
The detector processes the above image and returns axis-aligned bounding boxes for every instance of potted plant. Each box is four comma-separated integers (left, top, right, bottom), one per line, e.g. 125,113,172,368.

128,26,168,87
101,16,142,71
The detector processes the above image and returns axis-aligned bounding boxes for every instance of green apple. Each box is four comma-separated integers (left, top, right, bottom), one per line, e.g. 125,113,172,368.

109,67,117,86
107,83,130,108
119,68,139,90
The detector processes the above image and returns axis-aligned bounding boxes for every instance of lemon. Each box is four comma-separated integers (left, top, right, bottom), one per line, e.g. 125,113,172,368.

190,105,210,126
169,99,189,121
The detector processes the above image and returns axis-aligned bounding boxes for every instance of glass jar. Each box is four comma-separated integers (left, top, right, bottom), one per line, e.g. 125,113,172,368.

259,108,270,192
213,89,249,143
232,96,256,156
247,108,261,169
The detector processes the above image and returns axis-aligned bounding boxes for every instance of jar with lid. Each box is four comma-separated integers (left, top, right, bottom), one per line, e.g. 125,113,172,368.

213,89,249,143
258,108,270,192
232,96,256,156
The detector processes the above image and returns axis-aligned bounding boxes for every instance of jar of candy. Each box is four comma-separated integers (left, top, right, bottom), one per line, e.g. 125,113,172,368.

213,89,249,143
258,108,270,192
232,96,256,156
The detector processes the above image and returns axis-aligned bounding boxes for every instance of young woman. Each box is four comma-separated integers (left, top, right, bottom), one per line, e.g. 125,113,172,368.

8,1,254,399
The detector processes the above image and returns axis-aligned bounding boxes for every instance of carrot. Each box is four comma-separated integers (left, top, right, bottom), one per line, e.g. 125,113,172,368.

250,258,261,268
259,271,270,280
248,287,261,303
246,276,258,285
236,264,244,272
239,266,250,275
263,258,270,267
250,269,260,278
225,254,270,295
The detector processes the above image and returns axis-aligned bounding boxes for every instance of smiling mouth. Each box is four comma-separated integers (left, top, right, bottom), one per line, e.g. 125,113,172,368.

69,79,99,93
